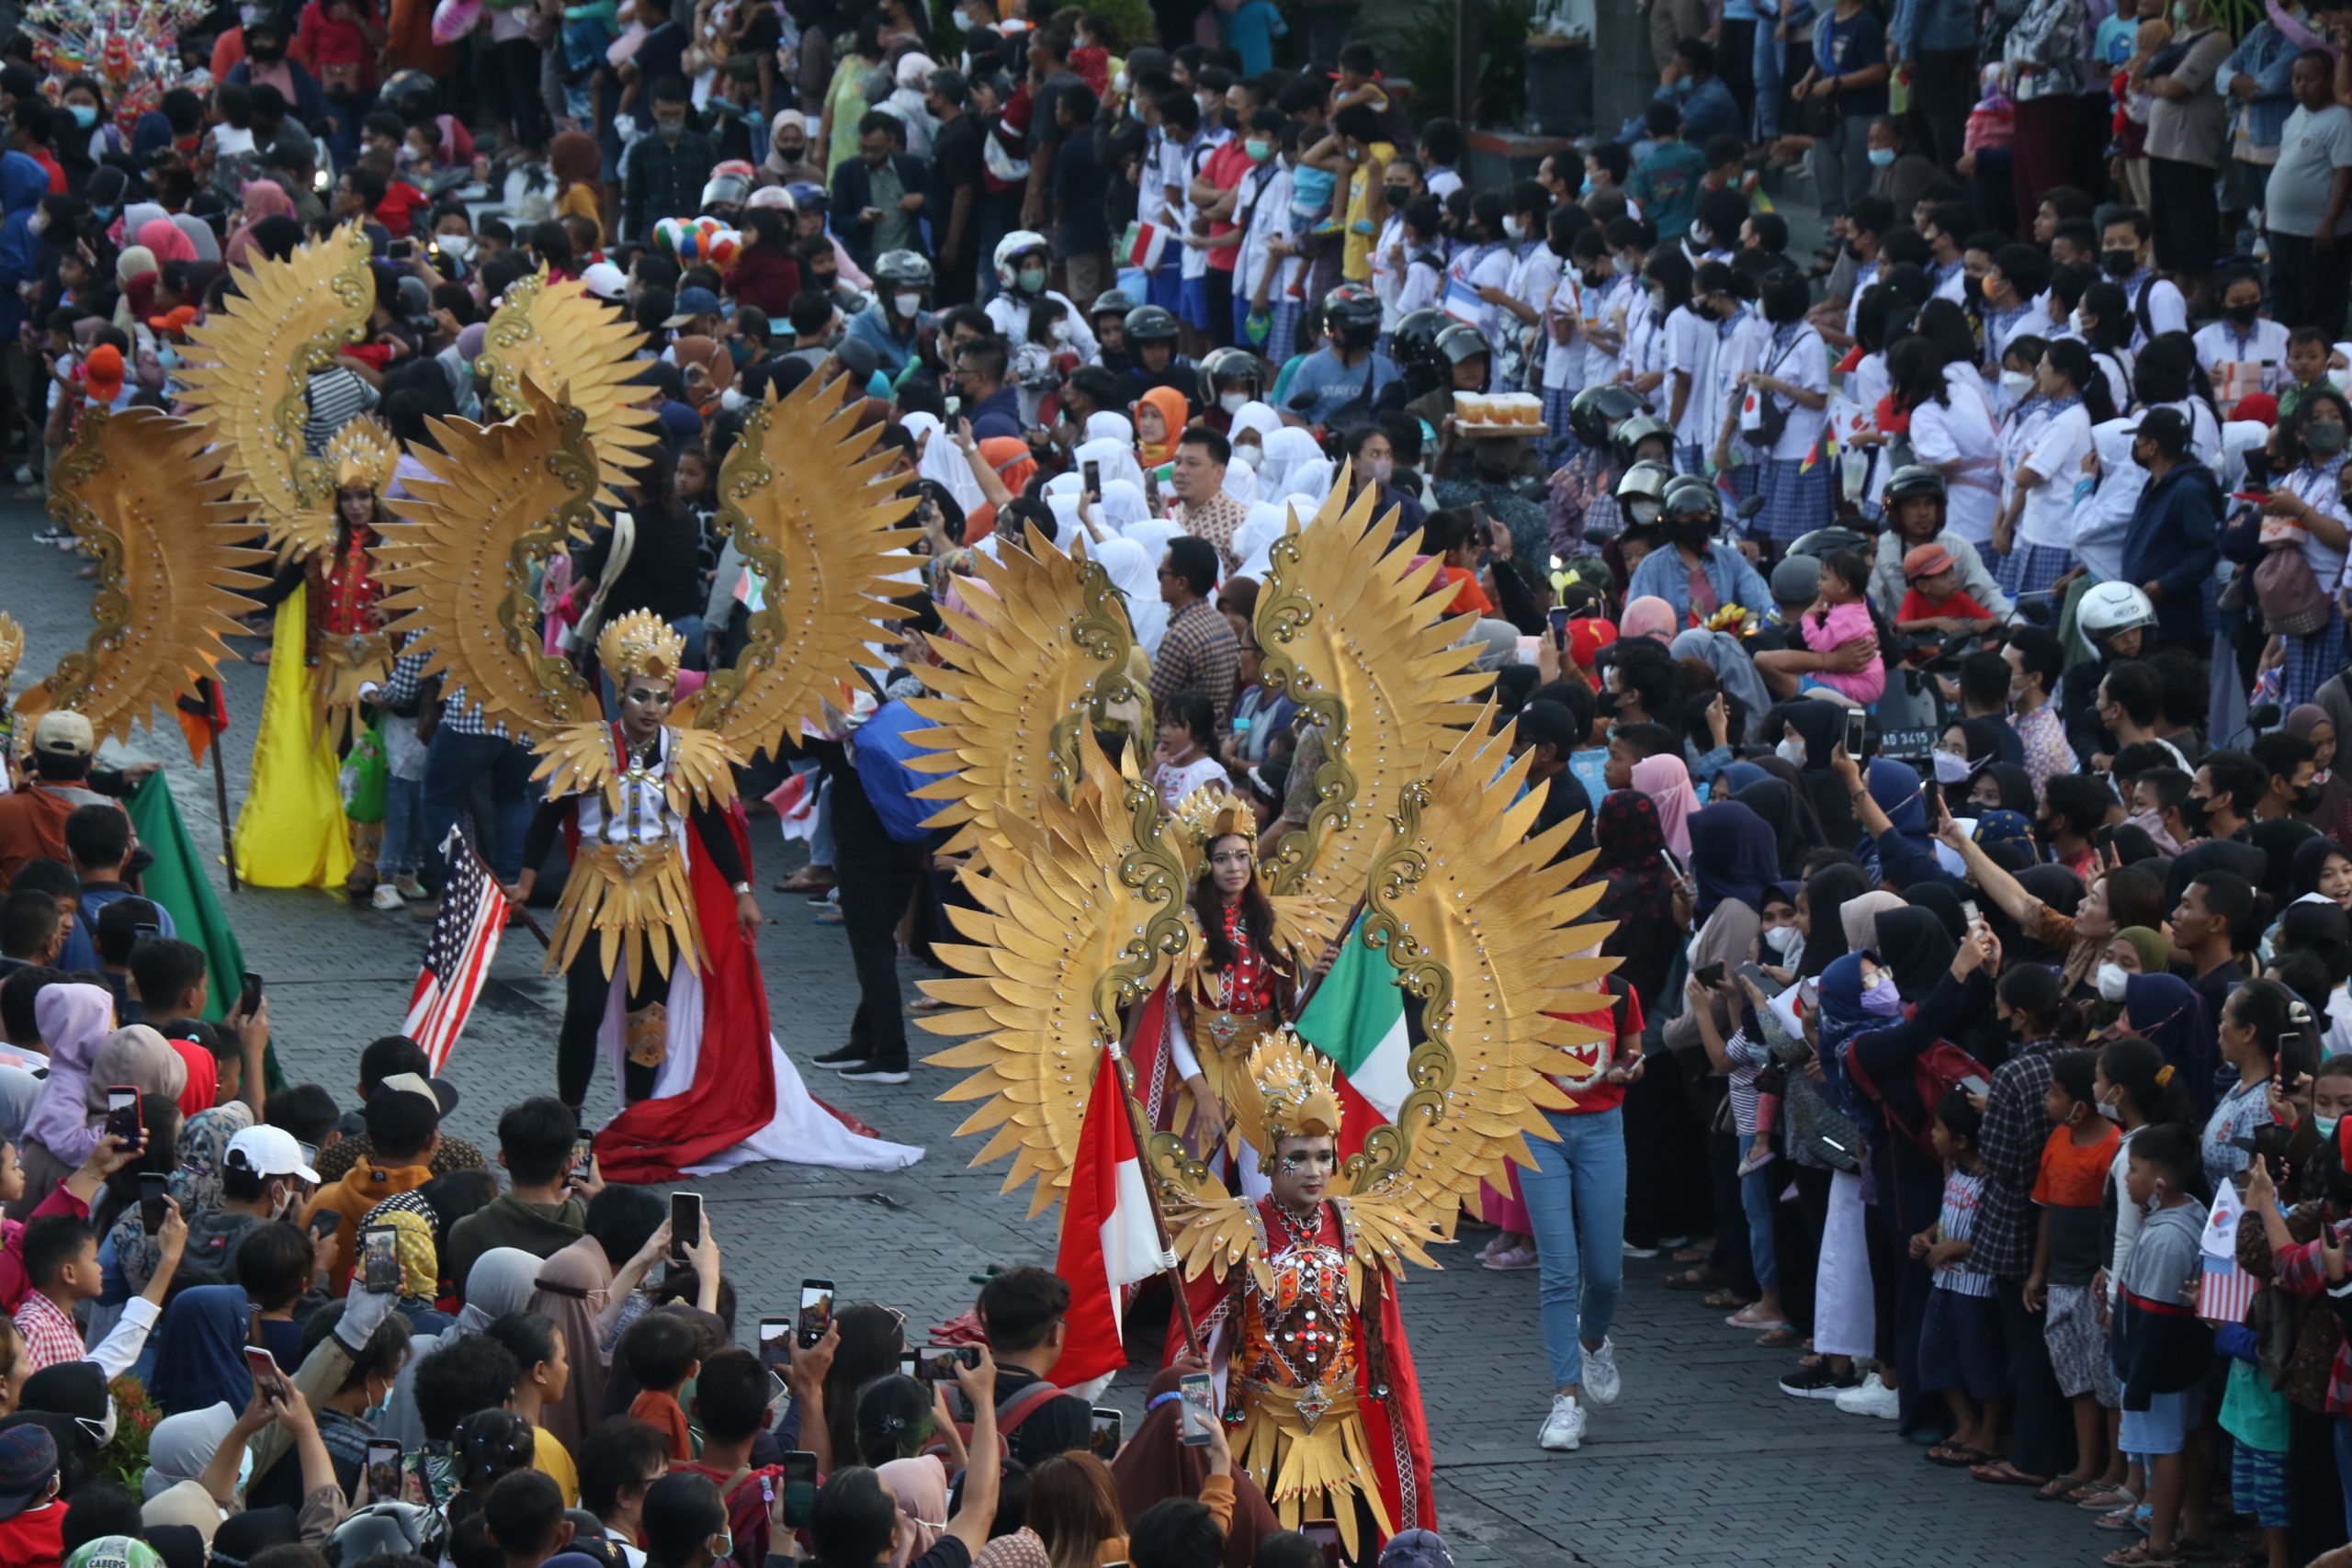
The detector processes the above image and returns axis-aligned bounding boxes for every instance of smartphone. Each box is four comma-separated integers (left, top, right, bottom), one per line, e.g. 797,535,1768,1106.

670,1190,703,1260
758,1314,794,1371
365,1439,402,1505
570,1134,594,1183
360,1224,401,1294
1961,897,1982,929
1301,1519,1342,1568
797,1279,835,1348
298,1142,318,1172
139,1170,168,1235
1694,961,1725,988
901,1344,979,1381
944,393,961,420
104,1086,141,1153
238,969,263,1017
1841,706,1867,758
389,236,413,260
1178,1371,1216,1447
779,1450,820,1529
310,1208,341,1238
245,1345,288,1404
1958,1074,1992,1099
1088,1406,1123,1460
1083,458,1101,496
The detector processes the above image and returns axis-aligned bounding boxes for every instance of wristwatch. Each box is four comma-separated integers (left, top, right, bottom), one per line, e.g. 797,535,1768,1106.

731,881,752,896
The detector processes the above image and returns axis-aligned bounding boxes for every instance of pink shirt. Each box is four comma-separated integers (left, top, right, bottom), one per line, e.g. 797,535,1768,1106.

1799,599,1885,704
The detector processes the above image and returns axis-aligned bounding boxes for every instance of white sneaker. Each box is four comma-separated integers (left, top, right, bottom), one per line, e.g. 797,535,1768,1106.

370,884,405,910
1537,1393,1584,1451
1580,1337,1621,1406
1832,1376,1900,1420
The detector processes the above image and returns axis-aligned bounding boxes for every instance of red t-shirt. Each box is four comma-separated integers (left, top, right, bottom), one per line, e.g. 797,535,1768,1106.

1896,586,1991,624
374,181,429,238
1554,980,1644,1115
1203,138,1254,274
33,150,62,194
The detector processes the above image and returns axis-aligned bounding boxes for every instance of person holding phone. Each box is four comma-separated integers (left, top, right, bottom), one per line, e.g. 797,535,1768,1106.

803,1348,1002,1568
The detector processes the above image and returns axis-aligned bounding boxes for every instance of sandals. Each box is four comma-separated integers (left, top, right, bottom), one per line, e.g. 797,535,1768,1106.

1700,1289,1752,1311
1660,1267,1723,1292
2095,1506,2155,1533
1927,1443,1994,1468
1724,1306,1787,1331
2076,1487,2140,1512
1754,1326,1804,1348
2036,1476,2096,1502
2104,1544,2182,1567
1968,1460,2052,1487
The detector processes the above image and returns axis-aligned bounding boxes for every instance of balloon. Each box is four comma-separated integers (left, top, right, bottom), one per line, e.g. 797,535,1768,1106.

431,0,481,43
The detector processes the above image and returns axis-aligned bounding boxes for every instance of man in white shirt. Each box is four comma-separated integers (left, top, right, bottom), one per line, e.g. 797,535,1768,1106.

2098,208,2188,351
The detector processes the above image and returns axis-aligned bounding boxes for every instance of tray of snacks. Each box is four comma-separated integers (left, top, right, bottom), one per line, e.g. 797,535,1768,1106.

1452,391,1548,437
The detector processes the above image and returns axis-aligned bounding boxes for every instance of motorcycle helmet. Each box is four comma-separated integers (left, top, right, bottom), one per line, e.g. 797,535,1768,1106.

1614,459,1674,529
2077,581,2158,645
1391,307,1452,382
871,250,933,290
699,158,756,212
1435,321,1492,366
379,70,436,123
1880,463,1948,514
324,1503,448,1567
1660,474,1723,529
1124,304,1181,344
1199,346,1265,410
785,181,828,212
1567,384,1642,449
1090,288,1137,323
993,231,1051,293
1789,525,1872,558
1611,413,1673,468
1322,283,1382,349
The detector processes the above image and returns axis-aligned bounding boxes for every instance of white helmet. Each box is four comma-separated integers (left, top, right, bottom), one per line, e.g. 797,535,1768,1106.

994,231,1050,293
2077,581,2157,645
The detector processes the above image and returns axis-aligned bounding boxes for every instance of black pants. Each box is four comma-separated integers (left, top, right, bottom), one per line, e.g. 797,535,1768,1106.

1778,1163,1835,1337
1909,47,1976,178
2270,231,2352,334
494,36,551,152
1706,1123,1758,1296
557,942,667,1109
1995,1271,2076,1477
1623,1045,1712,1247
1716,18,1758,130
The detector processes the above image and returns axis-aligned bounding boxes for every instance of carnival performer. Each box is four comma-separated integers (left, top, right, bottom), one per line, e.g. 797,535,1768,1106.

1160,795,1297,1165
313,417,398,893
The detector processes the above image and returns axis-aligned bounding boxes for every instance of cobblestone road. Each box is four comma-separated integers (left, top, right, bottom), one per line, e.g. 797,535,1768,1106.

1,499,2094,1567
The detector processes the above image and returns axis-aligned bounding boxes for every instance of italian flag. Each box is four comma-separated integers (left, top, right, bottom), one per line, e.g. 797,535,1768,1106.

1052,1044,1178,1387
1293,918,1413,1160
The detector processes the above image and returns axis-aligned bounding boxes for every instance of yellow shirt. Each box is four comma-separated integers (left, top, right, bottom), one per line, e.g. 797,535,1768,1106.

1341,141,1397,283
533,1425,580,1506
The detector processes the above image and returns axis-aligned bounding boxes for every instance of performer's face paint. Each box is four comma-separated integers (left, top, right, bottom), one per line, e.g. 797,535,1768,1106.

1271,1134,1338,1208
619,679,674,745
1208,835,1253,899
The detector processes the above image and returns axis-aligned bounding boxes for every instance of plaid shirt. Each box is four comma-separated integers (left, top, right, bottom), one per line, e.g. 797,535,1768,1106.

1974,1035,2065,1280
379,649,505,739
12,1291,82,1374
1150,598,1240,735
2274,1224,2352,1415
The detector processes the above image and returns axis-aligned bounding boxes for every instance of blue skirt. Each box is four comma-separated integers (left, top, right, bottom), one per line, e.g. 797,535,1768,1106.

1997,541,2075,598
2282,616,2347,710
1270,299,1303,366
1540,383,1579,468
1753,457,1830,544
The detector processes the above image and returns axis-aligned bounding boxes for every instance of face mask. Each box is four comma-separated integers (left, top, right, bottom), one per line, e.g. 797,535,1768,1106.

92,204,114,223
26,210,46,236
714,1533,733,1562
1962,274,1984,305
2226,300,2261,327
1580,175,1596,197
1504,214,1527,241
1220,391,1250,415
68,103,95,130
2096,1092,2123,1123
1777,736,1806,766
2178,792,2212,834
1998,368,2034,401
1626,497,1661,526
1763,924,1802,958
892,291,922,318
1689,222,1712,248
1860,976,1905,1017
1583,267,1608,288
2310,421,2348,457
436,232,474,264
2100,248,2138,279
2097,962,2132,1004
719,386,748,412
1246,138,1272,163
1384,186,1410,206
1018,265,1046,294
1867,147,1895,167
1048,321,1071,344
1932,750,1972,785
2295,782,2326,813
657,118,684,141
2317,1113,2342,1139
1235,444,1261,469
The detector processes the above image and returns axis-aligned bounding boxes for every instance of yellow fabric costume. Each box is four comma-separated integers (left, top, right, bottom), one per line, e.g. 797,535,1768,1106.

233,584,356,889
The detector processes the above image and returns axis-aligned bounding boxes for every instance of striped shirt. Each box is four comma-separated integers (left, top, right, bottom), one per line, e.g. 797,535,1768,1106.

1933,1167,1997,1297
304,367,379,455
1723,1027,1769,1136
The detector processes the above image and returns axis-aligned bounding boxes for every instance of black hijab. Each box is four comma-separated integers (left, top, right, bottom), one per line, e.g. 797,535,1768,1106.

1873,905,1957,1001
1982,762,2036,815
2164,838,2267,908
2291,835,2352,901
1733,777,1819,879
2248,818,2320,911
1799,862,1871,979
1905,882,1968,942
1778,698,1846,770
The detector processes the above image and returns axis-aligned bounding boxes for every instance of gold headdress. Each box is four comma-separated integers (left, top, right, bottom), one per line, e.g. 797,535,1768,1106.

479,266,659,506
324,415,399,496
178,222,373,561
14,407,269,743
1172,785,1256,854
597,610,686,686
1241,1029,1343,1154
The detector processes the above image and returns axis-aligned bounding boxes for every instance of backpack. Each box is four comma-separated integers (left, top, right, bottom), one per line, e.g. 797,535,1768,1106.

2254,545,2334,637
1841,1037,1989,1157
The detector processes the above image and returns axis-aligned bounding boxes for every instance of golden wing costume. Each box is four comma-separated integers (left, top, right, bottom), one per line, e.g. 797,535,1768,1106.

478,266,661,506
308,415,401,750
177,221,373,561
15,407,269,742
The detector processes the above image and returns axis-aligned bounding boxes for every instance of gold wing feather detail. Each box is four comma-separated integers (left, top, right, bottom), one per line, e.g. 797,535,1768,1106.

479,266,658,506
917,739,1192,1216
903,525,1138,859
14,408,269,743
0,614,20,692
1352,714,1620,1238
1257,471,1489,939
373,380,603,746
178,222,373,560
672,374,918,762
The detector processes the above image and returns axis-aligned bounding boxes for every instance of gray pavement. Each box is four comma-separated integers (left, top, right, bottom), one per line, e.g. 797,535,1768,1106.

1,498,2095,1567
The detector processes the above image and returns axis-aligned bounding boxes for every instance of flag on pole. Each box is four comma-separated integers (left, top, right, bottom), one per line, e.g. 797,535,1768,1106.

1052,1043,1177,1388
401,822,513,1072
125,771,258,1035
1292,917,1413,1161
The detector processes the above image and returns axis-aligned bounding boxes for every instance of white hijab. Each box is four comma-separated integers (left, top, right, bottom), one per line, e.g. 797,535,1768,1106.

1256,426,1325,502
1093,536,1168,655
1099,478,1152,532
905,412,986,516
1074,434,1147,499
1085,411,1136,446
1230,502,1287,581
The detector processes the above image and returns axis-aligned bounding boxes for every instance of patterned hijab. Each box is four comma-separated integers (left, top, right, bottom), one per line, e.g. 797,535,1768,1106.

361,1192,441,1300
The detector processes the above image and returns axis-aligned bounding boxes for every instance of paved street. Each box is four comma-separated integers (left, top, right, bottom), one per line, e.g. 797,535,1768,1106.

1,498,2095,1567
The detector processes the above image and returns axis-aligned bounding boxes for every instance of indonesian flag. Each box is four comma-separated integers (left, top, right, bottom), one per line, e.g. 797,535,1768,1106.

1123,221,1168,272
1053,1044,1177,1387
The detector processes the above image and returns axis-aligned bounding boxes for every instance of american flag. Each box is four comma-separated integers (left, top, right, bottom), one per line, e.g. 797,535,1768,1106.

401,822,513,1071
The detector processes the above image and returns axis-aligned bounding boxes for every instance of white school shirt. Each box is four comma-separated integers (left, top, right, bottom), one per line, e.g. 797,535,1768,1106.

1625,303,1669,417
1707,308,1771,455
1232,162,1290,306
1907,379,2003,546
1541,271,1587,395
1137,124,1169,229
1666,303,1718,449
2280,460,2351,587
1450,240,1515,345
1581,273,1635,389
1371,211,1408,328
2018,401,2094,550
2124,272,2188,351
2192,317,2290,398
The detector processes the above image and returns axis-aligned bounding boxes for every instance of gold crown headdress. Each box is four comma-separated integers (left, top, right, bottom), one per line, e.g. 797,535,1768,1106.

324,415,398,495
1247,1029,1344,1154
596,610,686,686
1172,785,1257,853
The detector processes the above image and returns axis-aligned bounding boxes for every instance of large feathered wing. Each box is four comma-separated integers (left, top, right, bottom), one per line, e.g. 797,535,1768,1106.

372,381,602,745
917,739,1193,1216
671,374,917,761
478,266,657,506
1351,716,1620,1239
1258,472,1488,943
177,221,373,560
15,408,269,742
902,526,1140,858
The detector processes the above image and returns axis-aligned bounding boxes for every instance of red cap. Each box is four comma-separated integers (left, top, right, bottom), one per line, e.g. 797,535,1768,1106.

1566,616,1617,670
82,344,122,402
2233,391,2278,428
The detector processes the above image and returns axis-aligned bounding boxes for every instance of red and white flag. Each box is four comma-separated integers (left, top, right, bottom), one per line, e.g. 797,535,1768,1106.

1053,1043,1177,1387
401,822,514,1072
1122,221,1168,273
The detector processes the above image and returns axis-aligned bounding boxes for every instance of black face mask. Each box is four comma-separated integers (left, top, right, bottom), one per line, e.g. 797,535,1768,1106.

1582,267,1607,288
2226,300,2262,327
1337,321,1378,351
2295,782,2326,814
2179,792,2212,834
1593,686,1621,718
1962,274,1984,304
2100,248,2138,280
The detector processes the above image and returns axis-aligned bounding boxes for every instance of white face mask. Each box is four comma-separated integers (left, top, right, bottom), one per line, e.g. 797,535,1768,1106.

1999,368,2033,400
1931,750,1972,785
1777,736,1806,766
2095,1090,2123,1123
1504,214,1527,241
892,291,922,318
1235,444,1261,469
1762,924,1801,959
719,386,748,412
2096,962,2132,1003
1220,391,1250,416
1049,321,1072,344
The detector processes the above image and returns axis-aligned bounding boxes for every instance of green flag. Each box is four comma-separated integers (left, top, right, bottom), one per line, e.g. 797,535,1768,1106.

125,773,280,1085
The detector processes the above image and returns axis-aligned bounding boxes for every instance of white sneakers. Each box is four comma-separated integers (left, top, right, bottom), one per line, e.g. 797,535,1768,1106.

1581,1338,1621,1406
1537,1393,1585,1451
1832,1375,1901,1420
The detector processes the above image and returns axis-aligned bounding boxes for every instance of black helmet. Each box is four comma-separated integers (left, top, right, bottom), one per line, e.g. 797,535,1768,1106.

1789,525,1872,558
1435,322,1492,365
1611,413,1673,468
1199,345,1265,405
1568,384,1642,448
1322,283,1382,330
1391,308,1451,381
325,1504,448,1567
1880,464,1948,511
870,250,933,290
1091,288,1137,321
1660,475,1722,527
1124,304,1180,343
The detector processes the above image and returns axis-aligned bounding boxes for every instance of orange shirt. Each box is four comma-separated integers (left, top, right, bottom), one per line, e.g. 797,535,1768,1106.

2031,1122,2119,1209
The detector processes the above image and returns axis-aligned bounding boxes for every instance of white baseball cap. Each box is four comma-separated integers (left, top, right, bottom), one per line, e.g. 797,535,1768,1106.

581,261,628,302
226,1124,321,1183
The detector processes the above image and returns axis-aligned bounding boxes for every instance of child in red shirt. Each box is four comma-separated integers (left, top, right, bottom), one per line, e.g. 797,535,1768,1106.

1895,543,1996,635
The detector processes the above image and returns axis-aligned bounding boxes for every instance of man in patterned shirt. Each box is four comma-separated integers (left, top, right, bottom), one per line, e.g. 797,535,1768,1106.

2003,626,2077,806
1150,536,1240,735
1166,429,1251,574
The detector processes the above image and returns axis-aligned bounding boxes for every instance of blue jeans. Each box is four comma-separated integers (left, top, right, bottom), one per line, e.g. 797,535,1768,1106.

1521,1106,1626,1388
418,728,540,886
2335,1415,2352,1537
379,774,423,875
1740,1162,1779,1291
